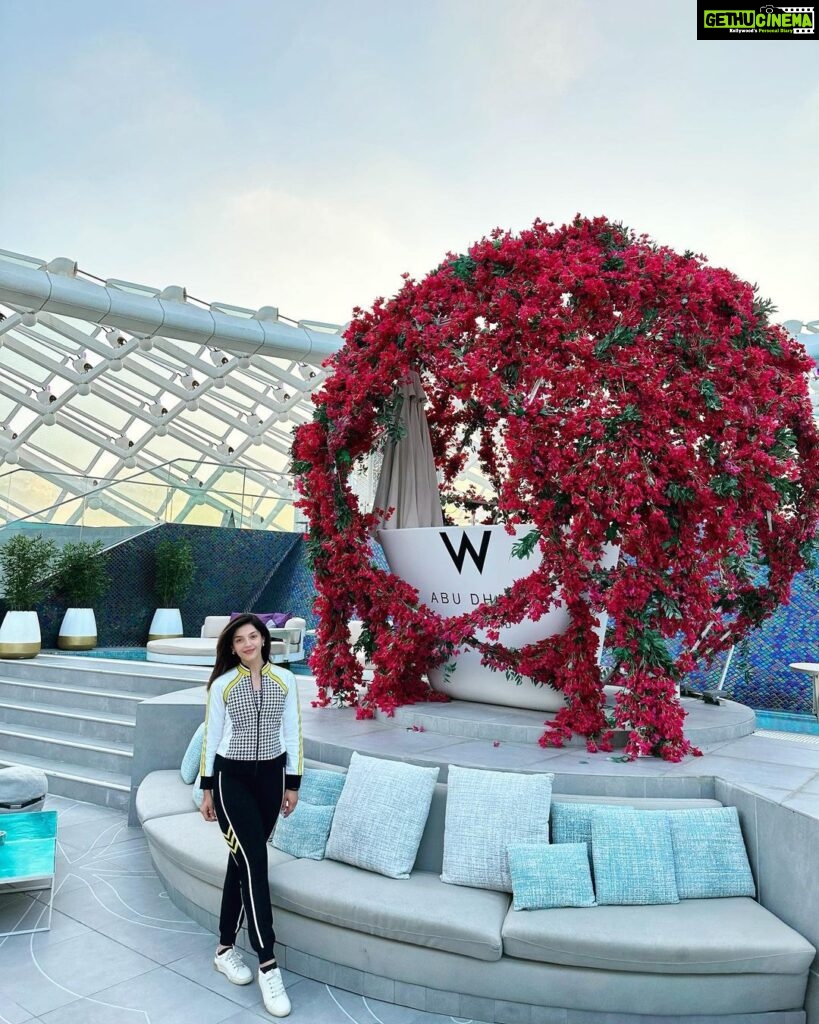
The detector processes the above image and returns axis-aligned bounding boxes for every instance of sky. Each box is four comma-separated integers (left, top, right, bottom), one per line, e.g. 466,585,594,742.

0,0,817,327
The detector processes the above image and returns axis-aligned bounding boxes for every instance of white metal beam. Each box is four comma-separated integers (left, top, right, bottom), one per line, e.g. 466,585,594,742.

0,258,344,364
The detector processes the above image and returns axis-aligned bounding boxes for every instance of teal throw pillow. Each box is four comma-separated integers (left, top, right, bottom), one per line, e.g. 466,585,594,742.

507,842,596,910
591,808,679,906
273,803,336,860
667,807,755,899
180,723,205,784
441,766,554,892
325,752,439,878
299,768,346,806
550,802,602,852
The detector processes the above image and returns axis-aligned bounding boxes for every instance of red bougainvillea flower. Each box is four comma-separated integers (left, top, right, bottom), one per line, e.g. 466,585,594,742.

293,215,819,761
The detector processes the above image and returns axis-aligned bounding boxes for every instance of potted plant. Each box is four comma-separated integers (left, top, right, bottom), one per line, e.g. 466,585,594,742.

55,540,110,650
0,533,56,658
149,538,195,640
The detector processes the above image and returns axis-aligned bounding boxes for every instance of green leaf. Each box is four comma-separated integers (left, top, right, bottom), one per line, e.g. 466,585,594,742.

698,379,722,411
710,474,740,498
512,529,542,560
594,323,637,359
450,254,477,282
665,482,695,504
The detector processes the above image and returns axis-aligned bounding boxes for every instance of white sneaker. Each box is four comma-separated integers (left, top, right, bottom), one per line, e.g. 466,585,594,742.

213,946,253,985
258,966,291,1017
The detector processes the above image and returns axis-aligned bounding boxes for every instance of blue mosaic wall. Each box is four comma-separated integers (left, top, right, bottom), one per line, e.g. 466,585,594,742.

18,524,308,648
683,569,819,715
262,539,318,629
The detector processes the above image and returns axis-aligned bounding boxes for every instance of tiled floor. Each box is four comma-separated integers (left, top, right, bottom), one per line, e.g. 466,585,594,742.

0,796,486,1024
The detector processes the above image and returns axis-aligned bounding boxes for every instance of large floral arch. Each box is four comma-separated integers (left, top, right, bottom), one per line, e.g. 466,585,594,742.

293,216,819,760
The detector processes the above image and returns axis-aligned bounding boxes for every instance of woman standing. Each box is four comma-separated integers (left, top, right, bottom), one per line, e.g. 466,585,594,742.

199,613,302,1018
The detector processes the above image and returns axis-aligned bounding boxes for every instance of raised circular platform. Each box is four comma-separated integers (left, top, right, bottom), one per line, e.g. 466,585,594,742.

376,691,755,749
298,679,757,794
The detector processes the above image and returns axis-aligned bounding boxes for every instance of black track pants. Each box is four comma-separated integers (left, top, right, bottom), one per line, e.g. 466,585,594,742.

213,753,285,963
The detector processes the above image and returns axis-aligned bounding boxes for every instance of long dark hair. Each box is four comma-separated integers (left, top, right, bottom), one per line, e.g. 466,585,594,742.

208,613,272,689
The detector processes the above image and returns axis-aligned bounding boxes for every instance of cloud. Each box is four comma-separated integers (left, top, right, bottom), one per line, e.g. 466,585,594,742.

441,0,603,115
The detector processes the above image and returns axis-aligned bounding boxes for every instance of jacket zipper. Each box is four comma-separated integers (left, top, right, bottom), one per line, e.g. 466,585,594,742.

255,674,263,774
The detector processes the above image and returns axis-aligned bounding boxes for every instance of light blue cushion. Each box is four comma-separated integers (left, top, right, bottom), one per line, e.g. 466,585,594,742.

325,752,439,878
667,807,755,899
273,802,336,860
550,802,601,853
441,767,554,892
180,723,205,784
192,776,204,809
591,808,679,906
299,768,346,806
507,842,596,910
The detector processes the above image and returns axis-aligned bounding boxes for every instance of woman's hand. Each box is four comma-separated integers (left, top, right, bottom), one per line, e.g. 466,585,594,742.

281,789,299,817
200,789,217,822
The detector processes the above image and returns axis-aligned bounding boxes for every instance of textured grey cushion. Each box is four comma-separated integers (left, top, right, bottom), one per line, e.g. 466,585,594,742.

325,752,439,878
442,766,554,891
269,857,508,961
501,897,816,974
0,765,48,810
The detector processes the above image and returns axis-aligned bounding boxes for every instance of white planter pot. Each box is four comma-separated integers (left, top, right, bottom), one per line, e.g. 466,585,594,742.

58,608,98,651
0,610,41,659
148,608,184,641
377,525,618,712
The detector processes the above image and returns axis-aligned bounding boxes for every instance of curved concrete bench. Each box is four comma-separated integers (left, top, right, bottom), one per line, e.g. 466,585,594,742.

136,764,815,1024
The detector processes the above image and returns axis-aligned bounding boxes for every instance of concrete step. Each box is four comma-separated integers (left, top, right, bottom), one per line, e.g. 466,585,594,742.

0,699,135,744
0,722,132,775
0,653,205,811
0,678,142,717
0,747,130,811
0,654,207,696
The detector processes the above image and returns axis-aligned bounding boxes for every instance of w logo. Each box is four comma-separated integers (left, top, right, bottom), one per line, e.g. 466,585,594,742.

440,531,491,574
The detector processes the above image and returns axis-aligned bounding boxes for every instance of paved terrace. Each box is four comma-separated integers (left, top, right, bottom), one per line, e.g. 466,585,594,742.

3,677,819,1023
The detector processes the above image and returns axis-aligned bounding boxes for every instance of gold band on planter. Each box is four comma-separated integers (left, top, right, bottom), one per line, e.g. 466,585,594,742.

148,633,184,641
57,636,97,650
0,642,41,659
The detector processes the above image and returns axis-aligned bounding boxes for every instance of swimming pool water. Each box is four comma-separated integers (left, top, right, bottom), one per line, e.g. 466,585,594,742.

753,710,819,735
50,647,148,661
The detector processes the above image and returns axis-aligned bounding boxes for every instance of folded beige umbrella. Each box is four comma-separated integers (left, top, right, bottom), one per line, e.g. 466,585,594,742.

373,371,444,530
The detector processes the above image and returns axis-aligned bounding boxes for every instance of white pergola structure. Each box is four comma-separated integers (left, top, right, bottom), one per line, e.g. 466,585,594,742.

0,249,344,530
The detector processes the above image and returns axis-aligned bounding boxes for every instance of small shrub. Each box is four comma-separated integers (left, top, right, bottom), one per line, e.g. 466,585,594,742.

0,533,56,610
55,540,110,607
154,538,195,607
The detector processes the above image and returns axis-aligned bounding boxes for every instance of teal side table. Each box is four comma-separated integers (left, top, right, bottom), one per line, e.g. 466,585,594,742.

0,809,58,935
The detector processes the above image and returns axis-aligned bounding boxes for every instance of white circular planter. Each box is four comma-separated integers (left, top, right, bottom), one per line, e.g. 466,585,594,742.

0,610,42,659
377,525,618,712
58,608,98,650
148,608,184,641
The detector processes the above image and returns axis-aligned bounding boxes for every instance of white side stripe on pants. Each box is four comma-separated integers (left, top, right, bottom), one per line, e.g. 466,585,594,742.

218,772,265,951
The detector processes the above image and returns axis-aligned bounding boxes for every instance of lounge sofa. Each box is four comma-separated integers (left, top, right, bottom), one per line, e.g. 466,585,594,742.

136,760,815,1024
146,615,307,666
